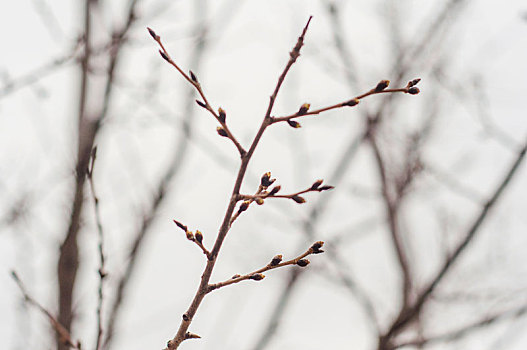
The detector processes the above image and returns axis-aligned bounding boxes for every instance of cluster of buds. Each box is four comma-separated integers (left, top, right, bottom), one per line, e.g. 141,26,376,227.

173,220,209,256
405,78,421,95
236,173,334,216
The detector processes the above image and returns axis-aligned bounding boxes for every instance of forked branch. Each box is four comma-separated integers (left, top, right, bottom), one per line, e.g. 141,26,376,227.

147,16,420,349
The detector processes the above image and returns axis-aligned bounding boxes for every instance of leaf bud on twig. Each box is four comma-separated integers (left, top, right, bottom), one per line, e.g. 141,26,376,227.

296,259,310,267
343,98,360,107
159,50,169,62
255,198,264,205
185,332,201,340
287,120,302,128
218,108,226,123
189,70,198,83
147,27,159,40
173,220,188,232
195,230,203,244
195,100,207,109
297,103,311,116
269,185,281,196
311,241,325,254
216,127,228,137
186,231,195,241
238,201,250,213
249,273,265,281
374,80,390,92
260,172,276,187
407,78,421,87
310,179,323,190
318,185,334,191
292,195,306,204
407,87,420,95
270,254,283,266
231,274,241,279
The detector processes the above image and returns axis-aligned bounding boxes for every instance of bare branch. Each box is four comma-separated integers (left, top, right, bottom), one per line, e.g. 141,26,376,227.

147,27,246,157
208,241,324,291
381,135,527,343
87,147,107,350
271,81,419,125
394,303,527,349
11,271,82,350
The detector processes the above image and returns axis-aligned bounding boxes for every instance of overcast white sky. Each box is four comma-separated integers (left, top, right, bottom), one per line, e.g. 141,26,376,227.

1,1,527,350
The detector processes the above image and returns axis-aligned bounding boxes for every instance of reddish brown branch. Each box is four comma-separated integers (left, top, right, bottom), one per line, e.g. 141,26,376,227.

153,16,419,349
271,82,419,125
147,27,245,157
208,241,324,291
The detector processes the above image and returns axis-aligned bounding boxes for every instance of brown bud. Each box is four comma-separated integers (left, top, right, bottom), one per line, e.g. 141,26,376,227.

297,259,310,267
287,120,301,128
182,313,190,321
185,332,201,339
239,201,250,213
186,231,195,241
159,50,169,62
147,27,158,40
195,100,207,109
195,230,203,244
218,108,226,123
407,87,420,95
216,127,228,137
260,172,275,187
318,185,334,191
407,78,421,87
344,98,360,107
173,220,188,232
255,198,264,205
311,241,324,250
249,273,265,281
292,195,306,204
311,241,325,254
310,179,323,190
297,103,311,116
189,70,198,83
231,274,241,279
269,185,281,196
374,80,390,92
270,254,283,266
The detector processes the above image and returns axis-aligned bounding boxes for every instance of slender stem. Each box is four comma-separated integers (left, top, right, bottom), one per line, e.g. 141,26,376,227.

164,17,314,350
208,246,317,291
271,88,411,124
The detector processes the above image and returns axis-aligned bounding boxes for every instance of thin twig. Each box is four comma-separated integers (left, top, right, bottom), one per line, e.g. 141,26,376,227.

103,4,212,347
381,134,527,344
394,303,527,349
271,86,418,124
11,271,82,350
208,242,324,291
368,132,413,307
57,2,142,349
87,147,107,350
147,27,246,157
